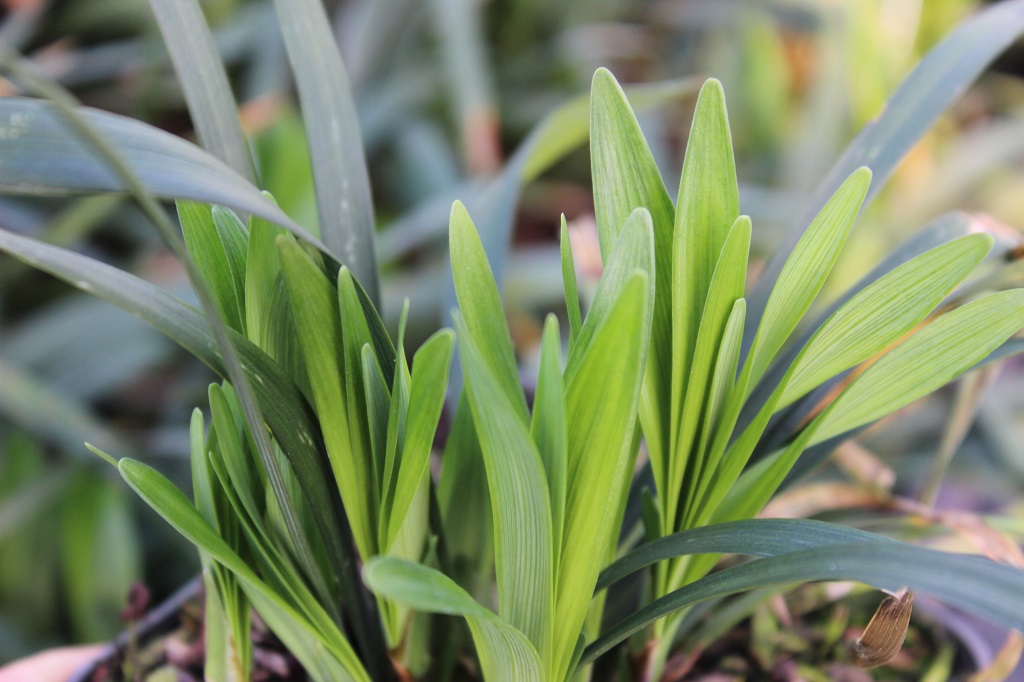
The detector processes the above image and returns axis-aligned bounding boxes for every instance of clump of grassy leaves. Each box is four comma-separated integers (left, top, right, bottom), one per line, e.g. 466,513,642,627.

1,2,1024,681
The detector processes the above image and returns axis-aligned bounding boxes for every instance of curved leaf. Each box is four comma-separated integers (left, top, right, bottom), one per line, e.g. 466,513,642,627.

747,0,1024,346
779,232,993,408
0,99,312,244
814,289,1024,442
585,540,1024,665
364,557,542,682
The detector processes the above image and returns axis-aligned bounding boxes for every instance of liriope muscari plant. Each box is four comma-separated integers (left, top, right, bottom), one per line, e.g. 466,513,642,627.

0,3,1024,681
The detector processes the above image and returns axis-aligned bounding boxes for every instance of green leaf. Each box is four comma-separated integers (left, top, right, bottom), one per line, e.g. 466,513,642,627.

208,384,263,525
779,232,993,408
449,201,528,419
559,216,582,345
589,68,675,503
212,206,250,323
530,316,567,575
598,518,891,591
245,206,288,349
671,80,741,453
813,289,1024,443
146,0,255,181
364,557,542,682
743,211,976,422
681,297,746,529
338,267,382,529
556,272,652,679
271,0,378,304
586,537,1024,665
362,344,391,513
746,0,1024,343
672,216,749,529
179,202,245,332
0,229,355,595
0,99,312,244
278,237,376,558
116,458,370,682
384,329,454,550
746,168,871,389
454,311,554,666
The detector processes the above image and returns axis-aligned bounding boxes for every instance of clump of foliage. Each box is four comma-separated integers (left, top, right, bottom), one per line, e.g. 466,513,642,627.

1,1,1024,680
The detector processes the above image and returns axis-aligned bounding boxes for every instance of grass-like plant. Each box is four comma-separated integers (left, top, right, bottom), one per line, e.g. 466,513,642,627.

1,2,1024,680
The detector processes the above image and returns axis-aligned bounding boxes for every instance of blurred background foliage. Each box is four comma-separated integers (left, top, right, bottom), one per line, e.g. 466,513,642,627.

1,0,1023,670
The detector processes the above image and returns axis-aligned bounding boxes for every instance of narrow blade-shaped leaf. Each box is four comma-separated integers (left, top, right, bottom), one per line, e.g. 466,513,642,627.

530,316,567,574
449,201,528,419
671,216,749,530
116,459,369,682
0,99,311,243
147,0,255,181
672,79,741,446
179,202,245,332
746,168,871,388
779,232,993,408
455,312,554,665
585,540,1024,665
560,216,582,344
813,289,1024,443
271,0,378,304
590,68,675,498
384,330,454,549
556,272,651,679
746,0,1024,346
278,237,375,558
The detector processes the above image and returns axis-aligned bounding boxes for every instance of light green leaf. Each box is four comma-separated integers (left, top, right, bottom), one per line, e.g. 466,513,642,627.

565,208,655,383
208,384,262,525
559,216,582,345
672,216,749,530
361,344,391,510
813,289,1024,443
746,168,871,389
681,297,746,529
779,232,993,409
455,311,554,665
384,330,454,550
589,68,675,502
244,206,287,349
211,206,250,329
116,459,369,682
364,557,542,682
449,201,528,419
671,79,741,454
556,272,651,679
746,0,1024,340
278,237,375,558
338,267,381,527
179,201,245,332
530,315,567,575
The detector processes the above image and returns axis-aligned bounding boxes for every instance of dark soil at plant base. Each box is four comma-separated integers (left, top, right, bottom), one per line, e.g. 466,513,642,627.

69,577,308,682
74,579,988,681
